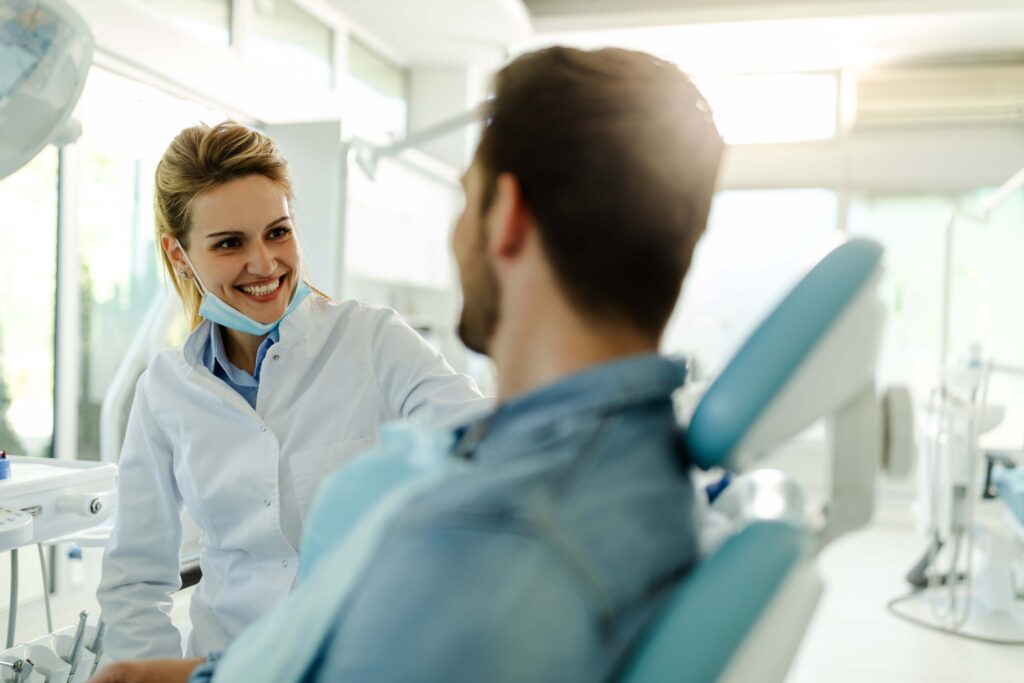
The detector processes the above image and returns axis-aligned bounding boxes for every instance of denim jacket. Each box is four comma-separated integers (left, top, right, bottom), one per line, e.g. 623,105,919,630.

194,354,697,682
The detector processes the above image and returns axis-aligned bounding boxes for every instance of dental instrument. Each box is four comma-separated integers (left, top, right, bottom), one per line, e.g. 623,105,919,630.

64,611,87,677
87,619,105,676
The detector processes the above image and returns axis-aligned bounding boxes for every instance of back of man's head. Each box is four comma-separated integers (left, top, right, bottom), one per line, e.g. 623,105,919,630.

476,46,723,338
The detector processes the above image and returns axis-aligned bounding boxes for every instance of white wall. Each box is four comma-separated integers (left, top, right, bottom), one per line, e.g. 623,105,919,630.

408,65,489,169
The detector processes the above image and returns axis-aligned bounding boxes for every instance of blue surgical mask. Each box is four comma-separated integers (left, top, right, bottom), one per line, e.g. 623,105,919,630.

177,240,311,336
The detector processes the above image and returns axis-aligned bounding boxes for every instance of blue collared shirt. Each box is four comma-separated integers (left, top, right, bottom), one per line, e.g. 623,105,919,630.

202,325,279,409
192,354,696,682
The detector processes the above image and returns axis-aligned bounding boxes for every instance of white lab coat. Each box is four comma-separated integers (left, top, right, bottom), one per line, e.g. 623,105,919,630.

97,296,491,661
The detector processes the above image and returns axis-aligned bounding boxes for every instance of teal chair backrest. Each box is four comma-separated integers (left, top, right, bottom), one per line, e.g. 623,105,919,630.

620,238,883,683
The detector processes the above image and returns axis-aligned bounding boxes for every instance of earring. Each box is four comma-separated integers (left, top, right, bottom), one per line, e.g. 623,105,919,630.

179,269,189,280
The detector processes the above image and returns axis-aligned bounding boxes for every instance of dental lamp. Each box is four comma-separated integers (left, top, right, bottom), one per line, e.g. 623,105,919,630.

0,0,92,180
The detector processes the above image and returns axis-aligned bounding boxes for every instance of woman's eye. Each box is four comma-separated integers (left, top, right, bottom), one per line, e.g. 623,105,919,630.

215,237,241,249
269,226,292,240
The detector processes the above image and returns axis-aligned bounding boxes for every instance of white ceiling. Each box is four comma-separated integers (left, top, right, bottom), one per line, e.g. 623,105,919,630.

518,9,1024,74
325,0,1024,74
522,0,1024,31
324,0,531,66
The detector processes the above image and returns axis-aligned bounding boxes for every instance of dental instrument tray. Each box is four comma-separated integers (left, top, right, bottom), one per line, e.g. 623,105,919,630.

0,457,116,552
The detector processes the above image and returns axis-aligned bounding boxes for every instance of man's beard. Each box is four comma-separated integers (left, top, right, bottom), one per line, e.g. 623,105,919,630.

457,252,500,356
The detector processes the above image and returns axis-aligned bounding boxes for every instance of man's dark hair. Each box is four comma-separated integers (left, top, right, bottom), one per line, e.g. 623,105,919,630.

476,46,723,337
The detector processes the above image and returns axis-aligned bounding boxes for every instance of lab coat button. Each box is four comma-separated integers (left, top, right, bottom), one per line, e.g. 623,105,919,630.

282,560,289,568
272,353,281,361
264,499,271,507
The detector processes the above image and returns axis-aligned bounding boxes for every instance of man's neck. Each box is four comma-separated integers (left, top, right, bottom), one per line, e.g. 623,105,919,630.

491,307,657,403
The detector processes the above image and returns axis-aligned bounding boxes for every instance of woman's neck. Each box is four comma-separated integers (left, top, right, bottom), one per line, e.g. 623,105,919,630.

221,326,267,375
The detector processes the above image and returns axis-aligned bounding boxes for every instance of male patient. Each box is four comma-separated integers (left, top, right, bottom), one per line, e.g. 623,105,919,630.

92,45,723,682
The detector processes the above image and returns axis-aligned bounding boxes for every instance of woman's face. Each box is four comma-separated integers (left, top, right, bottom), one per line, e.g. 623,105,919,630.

167,174,300,325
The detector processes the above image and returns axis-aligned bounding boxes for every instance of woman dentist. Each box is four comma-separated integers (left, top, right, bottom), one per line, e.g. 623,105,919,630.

97,122,490,662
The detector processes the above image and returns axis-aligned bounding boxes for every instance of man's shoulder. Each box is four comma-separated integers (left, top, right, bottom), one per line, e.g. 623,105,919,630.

394,457,553,532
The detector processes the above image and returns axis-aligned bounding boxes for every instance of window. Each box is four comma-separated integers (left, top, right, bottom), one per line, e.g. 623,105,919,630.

134,0,231,47
0,148,58,458
71,68,225,461
251,0,333,90
664,189,840,377
342,37,408,142
693,73,838,145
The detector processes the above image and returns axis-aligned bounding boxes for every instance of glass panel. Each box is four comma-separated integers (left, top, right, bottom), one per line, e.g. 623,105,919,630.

949,190,1024,447
251,0,333,90
664,189,840,378
847,194,950,404
71,68,224,461
0,148,58,458
693,73,837,145
848,190,1024,447
135,0,231,47
342,37,408,141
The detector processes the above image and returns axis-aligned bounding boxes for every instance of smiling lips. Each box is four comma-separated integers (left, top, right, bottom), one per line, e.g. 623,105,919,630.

237,275,286,301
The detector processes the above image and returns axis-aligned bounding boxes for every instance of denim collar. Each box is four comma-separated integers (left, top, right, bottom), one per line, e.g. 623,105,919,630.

464,354,686,465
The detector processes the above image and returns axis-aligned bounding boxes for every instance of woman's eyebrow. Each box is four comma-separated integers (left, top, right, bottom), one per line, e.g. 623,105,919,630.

205,230,245,239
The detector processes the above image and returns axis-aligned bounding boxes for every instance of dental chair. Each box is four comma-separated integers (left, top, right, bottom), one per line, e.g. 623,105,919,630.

622,237,887,683
211,237,893,683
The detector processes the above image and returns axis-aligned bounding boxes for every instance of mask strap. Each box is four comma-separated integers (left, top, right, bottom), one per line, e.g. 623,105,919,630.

175,239,208,295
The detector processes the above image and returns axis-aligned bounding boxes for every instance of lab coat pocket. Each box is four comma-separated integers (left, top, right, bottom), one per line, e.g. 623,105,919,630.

290,438,373,524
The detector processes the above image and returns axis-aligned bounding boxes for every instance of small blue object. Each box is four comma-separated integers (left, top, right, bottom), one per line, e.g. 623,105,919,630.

994,466,1024,527
0,450,9,480
705,472,732,504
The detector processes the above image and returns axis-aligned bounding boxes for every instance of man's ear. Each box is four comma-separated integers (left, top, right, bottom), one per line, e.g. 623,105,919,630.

485,172,530,259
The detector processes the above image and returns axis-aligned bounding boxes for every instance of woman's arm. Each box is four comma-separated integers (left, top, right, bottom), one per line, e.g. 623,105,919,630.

97,374,188,660
370,309,494,428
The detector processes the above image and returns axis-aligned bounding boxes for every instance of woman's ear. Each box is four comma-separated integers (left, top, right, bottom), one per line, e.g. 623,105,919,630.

161,234,191,279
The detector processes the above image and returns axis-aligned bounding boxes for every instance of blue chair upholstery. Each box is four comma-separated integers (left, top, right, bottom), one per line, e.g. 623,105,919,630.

623,521,806,683
620,238,884,683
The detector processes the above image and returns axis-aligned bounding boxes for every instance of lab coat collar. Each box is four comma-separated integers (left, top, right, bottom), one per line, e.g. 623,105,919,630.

182,295,316,368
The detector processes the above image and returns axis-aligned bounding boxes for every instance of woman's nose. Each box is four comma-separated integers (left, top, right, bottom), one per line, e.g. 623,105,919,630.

249,242,277,276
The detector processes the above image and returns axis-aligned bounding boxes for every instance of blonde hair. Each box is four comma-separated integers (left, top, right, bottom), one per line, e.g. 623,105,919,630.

155,121,319,329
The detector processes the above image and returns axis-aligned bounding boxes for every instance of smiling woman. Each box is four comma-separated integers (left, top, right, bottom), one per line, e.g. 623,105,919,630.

96,121,492,662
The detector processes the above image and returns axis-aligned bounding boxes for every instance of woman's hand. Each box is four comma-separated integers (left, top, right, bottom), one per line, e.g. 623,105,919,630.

88,657,205,683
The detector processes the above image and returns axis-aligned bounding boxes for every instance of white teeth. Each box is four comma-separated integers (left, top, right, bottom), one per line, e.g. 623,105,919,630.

240,279,281,296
